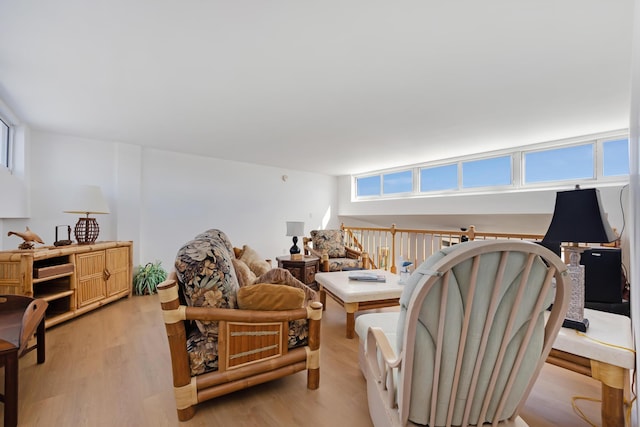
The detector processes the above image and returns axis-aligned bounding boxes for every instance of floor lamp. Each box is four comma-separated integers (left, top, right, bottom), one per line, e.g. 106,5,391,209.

543,186,617,331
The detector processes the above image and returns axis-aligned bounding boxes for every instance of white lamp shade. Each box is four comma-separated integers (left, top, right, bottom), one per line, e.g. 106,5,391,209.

286,221,305,236
64,185,110,215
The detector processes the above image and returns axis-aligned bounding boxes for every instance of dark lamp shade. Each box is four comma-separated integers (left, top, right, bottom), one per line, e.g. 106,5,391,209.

543,188,616,244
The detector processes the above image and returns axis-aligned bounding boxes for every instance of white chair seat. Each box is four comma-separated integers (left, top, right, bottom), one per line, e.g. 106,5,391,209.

355,312,399,375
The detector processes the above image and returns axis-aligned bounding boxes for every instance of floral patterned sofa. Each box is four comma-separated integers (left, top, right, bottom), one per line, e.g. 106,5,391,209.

158,229,322,421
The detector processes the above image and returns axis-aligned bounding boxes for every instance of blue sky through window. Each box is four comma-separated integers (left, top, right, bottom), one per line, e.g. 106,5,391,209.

420,164,457,192
356,175,380,197
462,156,511,188
383,170,412,194
525,144,593,183
603,138,629,176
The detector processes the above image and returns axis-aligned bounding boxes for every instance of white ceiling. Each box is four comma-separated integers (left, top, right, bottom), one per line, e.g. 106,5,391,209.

0,1,635,176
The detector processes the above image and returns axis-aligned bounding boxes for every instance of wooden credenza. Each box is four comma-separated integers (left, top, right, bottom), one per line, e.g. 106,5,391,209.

0,241,133,328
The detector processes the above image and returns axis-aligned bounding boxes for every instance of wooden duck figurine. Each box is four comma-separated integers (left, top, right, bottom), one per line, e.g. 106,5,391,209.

7,227,45,249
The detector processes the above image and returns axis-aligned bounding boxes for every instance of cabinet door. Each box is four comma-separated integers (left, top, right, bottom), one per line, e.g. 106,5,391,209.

285,265,303,282
106,247,131,296
304,263,318,285
0,260,24,295
76,251,107,307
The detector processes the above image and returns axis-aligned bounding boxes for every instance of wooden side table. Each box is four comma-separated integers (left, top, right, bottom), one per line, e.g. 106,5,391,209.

276,255,320,291
546,308,634,427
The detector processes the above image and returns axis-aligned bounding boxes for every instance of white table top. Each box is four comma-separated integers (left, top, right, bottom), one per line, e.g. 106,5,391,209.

315,269,403,303
552,308,634,369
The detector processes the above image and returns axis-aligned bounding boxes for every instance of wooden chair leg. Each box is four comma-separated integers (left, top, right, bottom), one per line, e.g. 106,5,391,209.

4,349,18,427
36,318,46,364
307,302,322,389
177,406,196,421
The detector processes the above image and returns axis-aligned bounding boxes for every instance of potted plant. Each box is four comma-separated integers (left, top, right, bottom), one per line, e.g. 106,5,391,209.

133,261,167,295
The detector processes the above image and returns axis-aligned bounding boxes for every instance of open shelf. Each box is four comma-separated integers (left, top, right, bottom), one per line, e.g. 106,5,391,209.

33,277,72,301
45,295,72,318
39,289,74,302
33,270,73,284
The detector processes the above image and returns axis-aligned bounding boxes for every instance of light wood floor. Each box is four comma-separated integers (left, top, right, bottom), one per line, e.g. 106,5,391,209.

3,295,604,426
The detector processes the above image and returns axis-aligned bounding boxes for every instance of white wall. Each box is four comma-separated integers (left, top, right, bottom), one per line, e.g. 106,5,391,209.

0,129,340,273
138,148,339,270
1,131,119,249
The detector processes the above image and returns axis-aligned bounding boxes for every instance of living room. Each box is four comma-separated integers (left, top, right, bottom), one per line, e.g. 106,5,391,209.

1,1,639,426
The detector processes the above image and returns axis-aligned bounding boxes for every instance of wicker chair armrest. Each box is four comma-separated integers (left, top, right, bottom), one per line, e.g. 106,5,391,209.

159,278,323,324
302,237,313,256
305,246,324,259
366,326,401,409
184,304,321,323
345,247,362,259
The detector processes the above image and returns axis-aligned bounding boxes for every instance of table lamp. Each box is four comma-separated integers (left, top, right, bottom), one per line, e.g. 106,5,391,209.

543,185,617,331
64,185,110,244
286,221,305,260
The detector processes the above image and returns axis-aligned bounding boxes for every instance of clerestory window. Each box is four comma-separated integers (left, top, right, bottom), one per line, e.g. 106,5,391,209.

354,133,629,200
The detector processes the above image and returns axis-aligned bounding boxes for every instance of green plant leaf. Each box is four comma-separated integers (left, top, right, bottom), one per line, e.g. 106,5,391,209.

133,260,167,295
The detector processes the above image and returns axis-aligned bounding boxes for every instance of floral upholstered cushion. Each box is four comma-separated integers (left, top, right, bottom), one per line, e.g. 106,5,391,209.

175,229,239,337
186,329,218,375
311,229,347,258
195,228,235,255
327,257,361,272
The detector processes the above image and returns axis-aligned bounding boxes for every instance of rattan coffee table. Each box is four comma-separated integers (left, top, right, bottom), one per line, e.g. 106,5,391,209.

315,269,402,338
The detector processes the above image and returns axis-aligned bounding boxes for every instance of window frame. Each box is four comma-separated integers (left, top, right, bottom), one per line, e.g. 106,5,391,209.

353,131,629,201
0,117,10,170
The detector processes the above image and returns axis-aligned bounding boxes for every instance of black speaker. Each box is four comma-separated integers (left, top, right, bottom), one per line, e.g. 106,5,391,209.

580,248,622,304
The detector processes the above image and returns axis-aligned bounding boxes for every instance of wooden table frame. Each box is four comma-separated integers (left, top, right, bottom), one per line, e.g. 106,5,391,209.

547,348,628,427
319,287,399,339
545,308,633,427
316,270,402,339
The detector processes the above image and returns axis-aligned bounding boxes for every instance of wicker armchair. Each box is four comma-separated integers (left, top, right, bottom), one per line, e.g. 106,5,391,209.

355,240,569,427
159,229,322,421
304,229,368,272
159,276,322,421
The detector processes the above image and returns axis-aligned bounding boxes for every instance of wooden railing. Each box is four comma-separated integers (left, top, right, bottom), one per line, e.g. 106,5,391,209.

341,224,545,273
